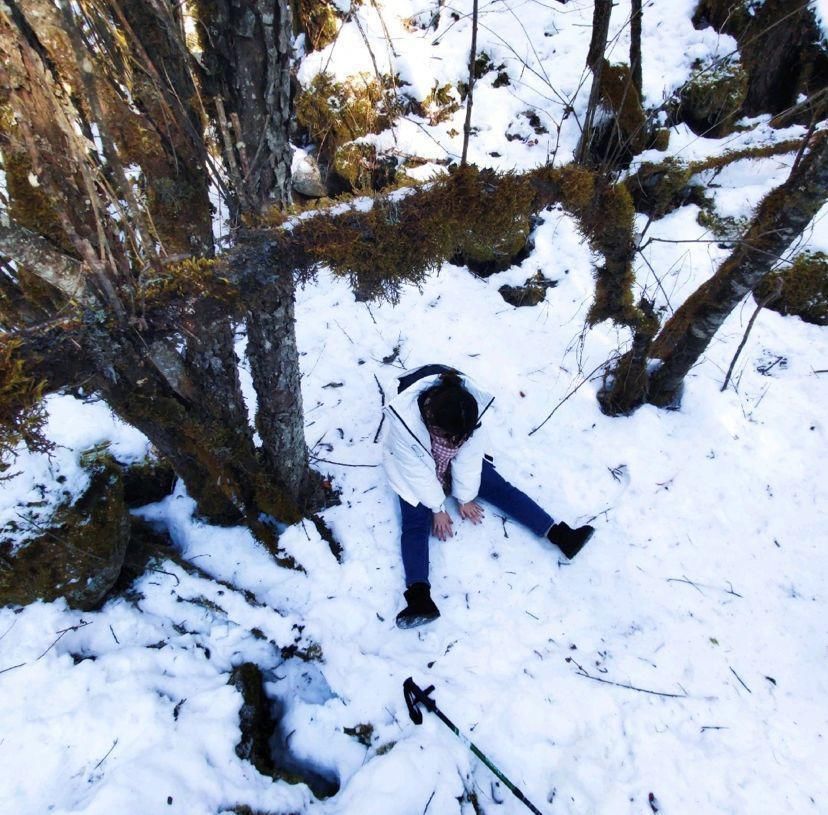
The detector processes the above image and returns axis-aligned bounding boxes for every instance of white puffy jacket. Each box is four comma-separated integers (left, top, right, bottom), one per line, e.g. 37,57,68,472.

382,369,494,511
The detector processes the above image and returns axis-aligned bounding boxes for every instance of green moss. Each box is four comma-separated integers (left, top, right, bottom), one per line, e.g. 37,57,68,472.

3,150,73,255
625,159,693,219
525,164,639,325
756,251,828,326
332,142,397,193
297,0,340,51
651,128,671,151
451,168,534,271
679,57,748,137
416,82,461,125
143,256,238,306
0,339,51,473
688,138,804,174
558,164,598,213
0,451,129,609
120,382,303,564
600,61,647,153
567,174,637,325
696,208,749,242
296,73,400,159
296,165,535,299
499,272,556,307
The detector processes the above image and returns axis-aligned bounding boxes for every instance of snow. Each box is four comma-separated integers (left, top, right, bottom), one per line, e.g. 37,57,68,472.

814,0,828,38
3,2,828,815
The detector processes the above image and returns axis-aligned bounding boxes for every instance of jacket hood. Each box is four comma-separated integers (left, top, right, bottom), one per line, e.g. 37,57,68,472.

386,370,493,417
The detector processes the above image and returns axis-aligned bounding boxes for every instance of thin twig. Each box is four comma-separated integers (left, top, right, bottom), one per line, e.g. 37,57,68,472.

38,620,91,660
568,658,689,698
149,567,180,586
0,619,16,642
373,373,387,444
729,667,752,693
666,576,705,594
352,10,397,145
92,738,118,771
721,279,783,392
310,455,379,468
529,357,616,436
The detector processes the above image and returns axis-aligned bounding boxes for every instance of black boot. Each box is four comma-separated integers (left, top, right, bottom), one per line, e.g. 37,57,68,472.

396,582,440,629
547,521,595,559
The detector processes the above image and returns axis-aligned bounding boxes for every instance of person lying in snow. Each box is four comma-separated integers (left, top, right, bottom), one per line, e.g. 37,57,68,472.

383,364,595,629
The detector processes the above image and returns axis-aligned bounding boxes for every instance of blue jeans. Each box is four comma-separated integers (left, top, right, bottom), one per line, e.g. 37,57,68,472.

399,459,554,586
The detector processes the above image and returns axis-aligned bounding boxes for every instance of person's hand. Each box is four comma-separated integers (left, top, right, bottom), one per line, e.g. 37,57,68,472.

432,510,454,540
459,501,484,524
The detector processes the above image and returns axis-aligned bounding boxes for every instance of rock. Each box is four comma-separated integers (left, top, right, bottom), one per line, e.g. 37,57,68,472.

625,160,695,220
229,663,277,777
499,272,558,307
755,251,828,326
332,142,397,194
292,154,327,198
228,661,340,798
109,517,176,599
122,457,176,509
679,58,748,138
0,452,130,610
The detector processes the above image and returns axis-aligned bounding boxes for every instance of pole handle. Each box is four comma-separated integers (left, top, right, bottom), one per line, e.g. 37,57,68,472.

403,677,437,725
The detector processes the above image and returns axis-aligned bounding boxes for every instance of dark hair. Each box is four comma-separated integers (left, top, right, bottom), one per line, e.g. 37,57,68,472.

418,372,479,444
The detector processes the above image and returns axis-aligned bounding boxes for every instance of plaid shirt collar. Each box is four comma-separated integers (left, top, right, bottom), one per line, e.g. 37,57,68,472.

429,429,463,489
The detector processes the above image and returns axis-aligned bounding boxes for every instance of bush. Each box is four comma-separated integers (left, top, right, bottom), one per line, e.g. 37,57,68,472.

296,0,340,52
756,251,828,326
625,159,693,219
295,73,399,158
679,57,748,137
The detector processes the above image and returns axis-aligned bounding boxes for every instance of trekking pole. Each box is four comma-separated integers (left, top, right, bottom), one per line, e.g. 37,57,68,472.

403,677,546,815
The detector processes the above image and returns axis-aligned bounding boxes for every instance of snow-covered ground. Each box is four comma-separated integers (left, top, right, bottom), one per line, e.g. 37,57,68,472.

2,1,827,814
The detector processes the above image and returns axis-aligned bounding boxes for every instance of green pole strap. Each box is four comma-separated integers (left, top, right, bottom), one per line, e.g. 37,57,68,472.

403,677,546,815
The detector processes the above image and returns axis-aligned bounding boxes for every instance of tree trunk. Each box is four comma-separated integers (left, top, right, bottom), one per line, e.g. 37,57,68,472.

117,0,214,256
740,0,824,117
460,0,479,166
647,132,828,407
88,323,304,537
693,0,828,120
630,0,643,102
197,0,294,212
119,0,271,523
197,0,324,510
597,298,657,415
235,237,322,509
575,0,613,165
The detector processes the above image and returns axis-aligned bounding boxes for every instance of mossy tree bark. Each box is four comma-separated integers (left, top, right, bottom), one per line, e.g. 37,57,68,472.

647,133,828,407
630,0,643,101
575,0,612,166
234,237,322,509
196,0,294,214
693,0,828,119
116,0,266,525
197,0,323,510
0,0,310,548
88,326,303,537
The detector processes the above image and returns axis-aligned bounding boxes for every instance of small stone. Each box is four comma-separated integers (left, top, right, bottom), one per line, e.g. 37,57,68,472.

292,154,327,198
